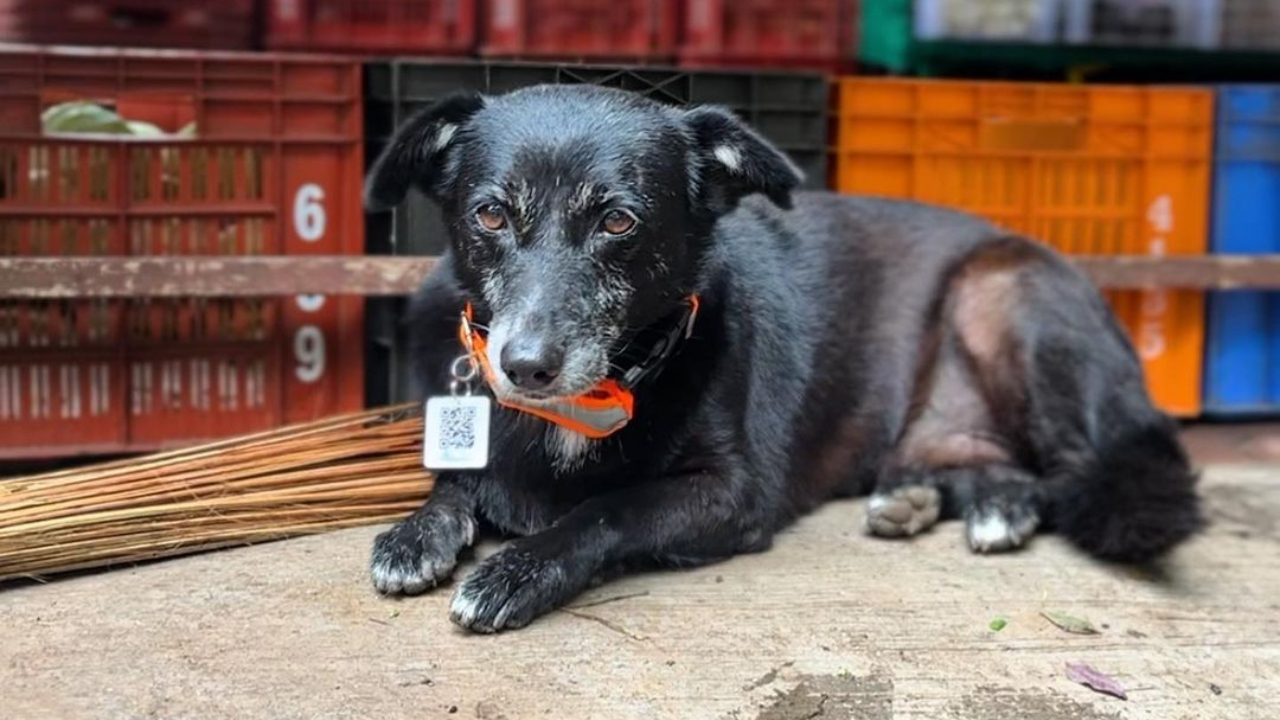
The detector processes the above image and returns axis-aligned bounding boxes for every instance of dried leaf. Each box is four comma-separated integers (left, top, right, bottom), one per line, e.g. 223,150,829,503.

989,618,1007,632
1066,662,1128,700
1041,611,1098,635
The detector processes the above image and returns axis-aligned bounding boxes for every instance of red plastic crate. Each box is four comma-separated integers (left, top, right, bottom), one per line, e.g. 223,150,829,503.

0,351,126,457
0,45,366,459
480,0,678,61
0,0,256,50
266,0,477,54
679,0,859,70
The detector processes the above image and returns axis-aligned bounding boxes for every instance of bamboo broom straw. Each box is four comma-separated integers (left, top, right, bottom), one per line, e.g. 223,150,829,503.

0,404,432,583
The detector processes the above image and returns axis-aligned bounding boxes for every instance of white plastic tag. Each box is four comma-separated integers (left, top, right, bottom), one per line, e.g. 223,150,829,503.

423,395,491,470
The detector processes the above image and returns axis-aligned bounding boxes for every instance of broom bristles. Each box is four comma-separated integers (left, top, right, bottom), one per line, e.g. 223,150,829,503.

0,404,433,583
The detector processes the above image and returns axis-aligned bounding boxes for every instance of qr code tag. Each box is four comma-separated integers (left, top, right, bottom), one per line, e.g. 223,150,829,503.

423,395,491,470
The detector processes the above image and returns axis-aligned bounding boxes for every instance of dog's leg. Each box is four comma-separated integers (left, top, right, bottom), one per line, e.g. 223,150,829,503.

870,237,1199,561
370,476,478,595
865,465,1043,553
449,470,765,632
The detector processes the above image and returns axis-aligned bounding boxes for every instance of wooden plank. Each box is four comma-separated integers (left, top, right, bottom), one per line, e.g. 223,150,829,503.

3,255,1280,297
1072,255,1280,290
0,257,438,298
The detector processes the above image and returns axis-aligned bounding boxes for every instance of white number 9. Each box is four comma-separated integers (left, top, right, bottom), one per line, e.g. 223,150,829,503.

294,184,326,242
294,326,326,383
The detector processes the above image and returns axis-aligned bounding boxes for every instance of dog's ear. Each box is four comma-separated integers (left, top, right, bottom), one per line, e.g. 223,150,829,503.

685,106,804,213
364,92,486,211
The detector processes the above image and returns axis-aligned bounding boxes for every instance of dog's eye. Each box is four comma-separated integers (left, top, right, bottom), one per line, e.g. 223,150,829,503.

475,204,507,232
600,209,637,237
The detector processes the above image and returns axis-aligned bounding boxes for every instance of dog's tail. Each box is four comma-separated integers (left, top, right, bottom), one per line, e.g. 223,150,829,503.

1050,417,1202,563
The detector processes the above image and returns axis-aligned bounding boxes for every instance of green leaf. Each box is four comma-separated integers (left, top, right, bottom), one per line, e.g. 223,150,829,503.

41,101,130,135
1041,611,1098,635
989,618,1007,632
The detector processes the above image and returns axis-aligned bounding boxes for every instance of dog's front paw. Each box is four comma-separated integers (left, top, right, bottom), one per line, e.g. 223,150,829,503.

449,545,577,633
370,508,477,596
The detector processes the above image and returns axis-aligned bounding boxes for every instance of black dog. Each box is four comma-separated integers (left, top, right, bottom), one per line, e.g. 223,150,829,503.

364,85,1201,633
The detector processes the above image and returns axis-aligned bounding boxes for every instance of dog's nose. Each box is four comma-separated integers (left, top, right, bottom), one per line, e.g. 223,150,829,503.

500,338,564,391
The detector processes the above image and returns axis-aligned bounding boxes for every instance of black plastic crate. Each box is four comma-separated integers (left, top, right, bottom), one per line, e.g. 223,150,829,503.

364,60,830,405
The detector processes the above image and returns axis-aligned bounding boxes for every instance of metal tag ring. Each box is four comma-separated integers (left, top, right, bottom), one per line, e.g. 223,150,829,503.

450,354,480,383
448,379,472,398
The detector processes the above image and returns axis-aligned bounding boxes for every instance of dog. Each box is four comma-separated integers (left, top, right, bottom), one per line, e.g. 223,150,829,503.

363,84,1201,633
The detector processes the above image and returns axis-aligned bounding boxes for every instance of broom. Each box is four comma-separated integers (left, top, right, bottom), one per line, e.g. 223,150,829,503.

0,404,432,582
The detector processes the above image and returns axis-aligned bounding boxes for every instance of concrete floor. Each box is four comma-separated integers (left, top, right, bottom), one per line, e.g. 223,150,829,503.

2,463,1278,720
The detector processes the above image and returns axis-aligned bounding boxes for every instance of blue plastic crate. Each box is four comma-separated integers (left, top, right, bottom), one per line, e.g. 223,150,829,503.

1205,86,1280,415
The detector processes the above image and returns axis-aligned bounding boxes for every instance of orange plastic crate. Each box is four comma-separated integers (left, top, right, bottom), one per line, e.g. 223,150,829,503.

830,78,1213,416
0,46,366,459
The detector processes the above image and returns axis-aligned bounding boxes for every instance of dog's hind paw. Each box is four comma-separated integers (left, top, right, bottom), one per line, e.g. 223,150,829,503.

450,543,578,633
966,500,1039,554
864,485,942,538
370,508,477,596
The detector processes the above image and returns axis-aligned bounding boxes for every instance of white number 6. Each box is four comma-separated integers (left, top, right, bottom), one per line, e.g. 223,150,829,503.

294,326,326,383
294,183,326,242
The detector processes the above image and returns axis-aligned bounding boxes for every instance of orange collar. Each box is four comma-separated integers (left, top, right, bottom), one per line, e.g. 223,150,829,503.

458,296,699,439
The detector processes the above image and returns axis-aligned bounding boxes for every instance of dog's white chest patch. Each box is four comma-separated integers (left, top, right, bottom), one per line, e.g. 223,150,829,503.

546,426,595,473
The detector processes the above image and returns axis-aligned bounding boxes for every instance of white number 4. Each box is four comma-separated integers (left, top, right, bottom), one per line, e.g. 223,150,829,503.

1147,194,1173,235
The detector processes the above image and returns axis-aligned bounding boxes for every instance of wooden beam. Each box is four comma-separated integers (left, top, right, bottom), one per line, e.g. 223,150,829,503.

0,257,438,298
1071,255,1280,290
2,255,1280,298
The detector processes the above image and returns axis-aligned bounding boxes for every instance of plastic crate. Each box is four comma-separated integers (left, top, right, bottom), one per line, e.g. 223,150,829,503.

1204,86,1280,415
1063,0,1221,49
861,0,1280,82
0,0,256,50
480,0,678,61
0,46,365,459
1222,0,1280,51
363,59,829,405
265,0,477,55
678,0,859,70
914,0,1061,43
830,78,1213,417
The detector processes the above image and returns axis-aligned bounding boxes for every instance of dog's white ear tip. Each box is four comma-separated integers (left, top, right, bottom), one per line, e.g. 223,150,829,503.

433,123,458,151
713,144,744,173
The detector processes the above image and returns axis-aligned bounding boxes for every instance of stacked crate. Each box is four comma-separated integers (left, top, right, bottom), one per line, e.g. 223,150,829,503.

259,0,863,68
0,0,258,50
830,78,1213,416
678,0,859,70
480,0,680,62
1204,86,1280,414
265,0,478,55
0,46,365,458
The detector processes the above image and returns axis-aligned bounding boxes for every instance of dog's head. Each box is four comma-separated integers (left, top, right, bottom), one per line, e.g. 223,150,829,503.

366,85,801,403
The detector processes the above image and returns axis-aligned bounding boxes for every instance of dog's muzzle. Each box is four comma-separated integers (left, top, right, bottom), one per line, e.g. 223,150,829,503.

458,297,699,439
